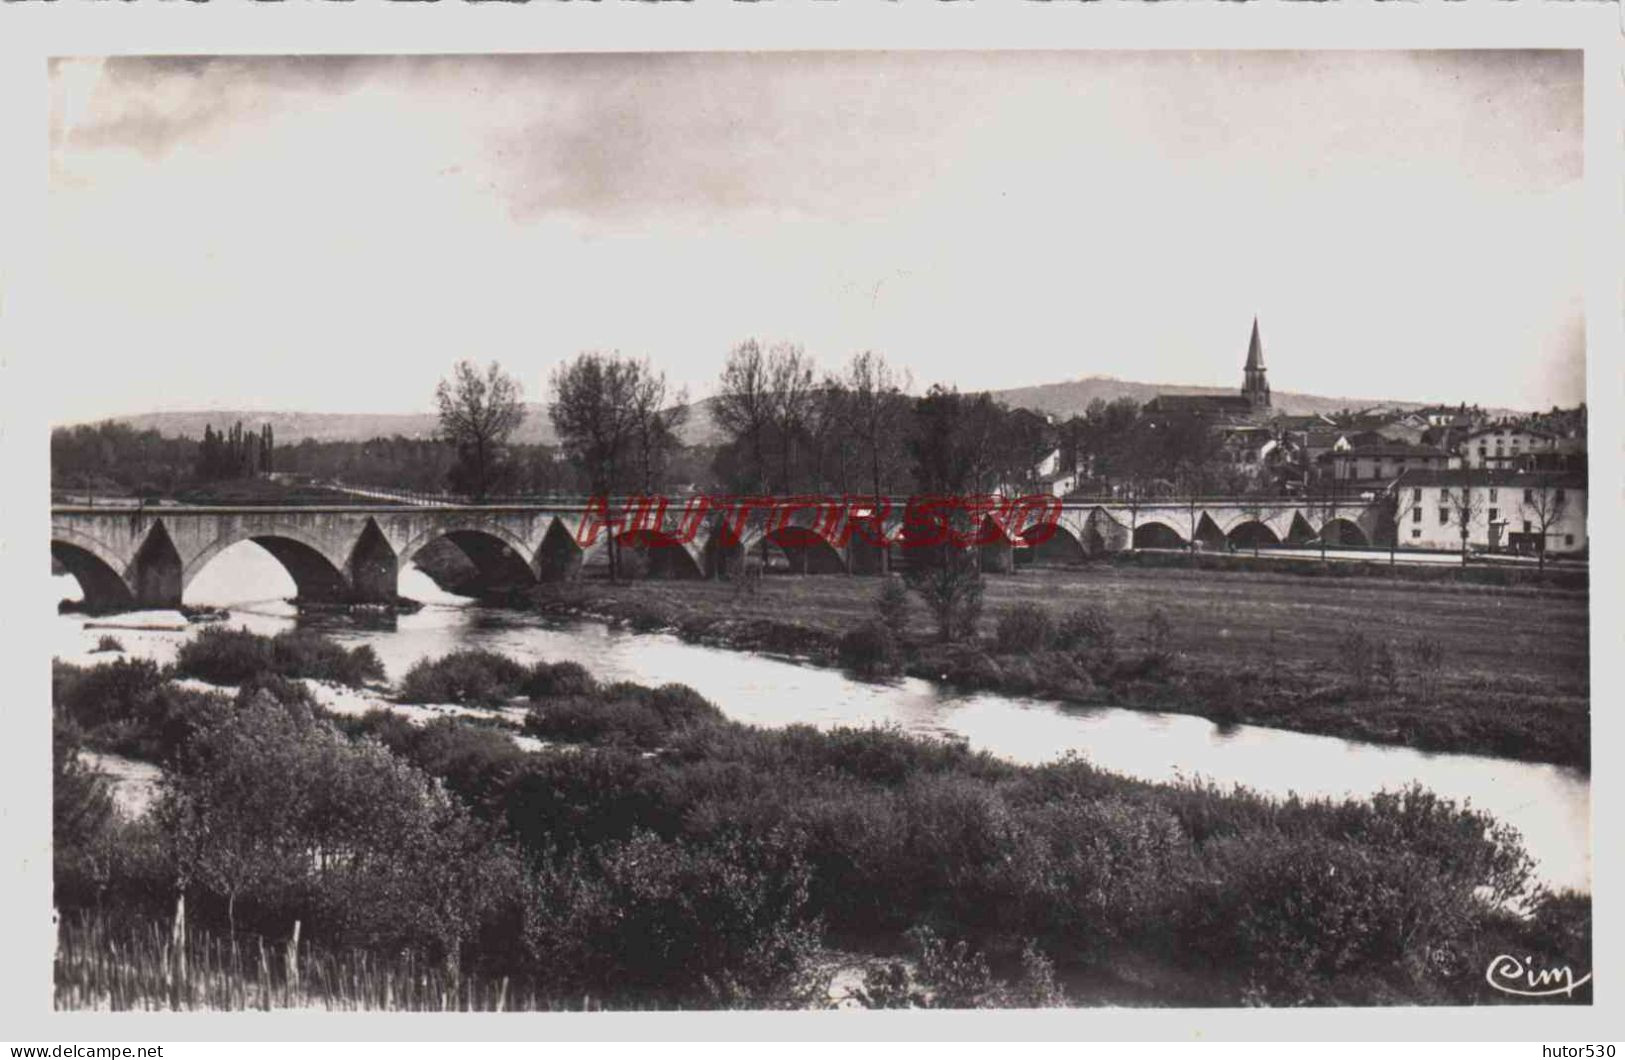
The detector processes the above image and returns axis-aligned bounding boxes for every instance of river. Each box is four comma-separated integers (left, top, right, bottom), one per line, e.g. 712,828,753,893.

51,541,1591,893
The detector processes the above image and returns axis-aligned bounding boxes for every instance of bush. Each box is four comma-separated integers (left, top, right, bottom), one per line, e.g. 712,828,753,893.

994,604,1056,655
1143,608,1175,670
91,635,125,654
53,658,168,731
525,683,723,748
905,550,984,643
1056,607,1116,653
875,577,911,639
523,660,597,700
526,828,820,1006
839,620,903,677
398,650,529,706
174,627,383,687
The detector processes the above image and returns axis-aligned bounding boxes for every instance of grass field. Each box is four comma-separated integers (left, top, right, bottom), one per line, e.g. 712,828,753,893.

518,562,1590,768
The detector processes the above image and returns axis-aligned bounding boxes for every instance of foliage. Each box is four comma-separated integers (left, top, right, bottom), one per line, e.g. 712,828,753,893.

905,549,985,644
994,603,1056,655
526,828,820,1006
838,620,903,677
92,635,126,654
174,627,384,688
398,650,529,706
874,576,911,639
435,360,526,500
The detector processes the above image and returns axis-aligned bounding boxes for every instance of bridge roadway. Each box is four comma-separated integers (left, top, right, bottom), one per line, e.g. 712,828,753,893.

50,496,1385,612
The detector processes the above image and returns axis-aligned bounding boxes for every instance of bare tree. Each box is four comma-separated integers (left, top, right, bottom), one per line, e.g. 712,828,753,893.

766,342,817,493
548,351,647,581
1448,470,1486,566
841,350,912,503
906,546,985,644
1518,475,1569,572
434,360,526,500
627,360,688,494
712,339,778,493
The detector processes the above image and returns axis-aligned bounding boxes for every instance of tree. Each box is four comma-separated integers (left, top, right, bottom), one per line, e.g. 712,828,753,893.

840,350,912,503
549,352,675,581
711,339,778,494
906,546,985,644
765,342,818,493
1448,469,1486,566
434,360,526,500
627,360,688,494
1518,475,1570,572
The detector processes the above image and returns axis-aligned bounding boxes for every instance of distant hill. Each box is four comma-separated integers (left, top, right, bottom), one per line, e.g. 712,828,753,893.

98,400,729,449
987,376,1444,421
78,379,1522,446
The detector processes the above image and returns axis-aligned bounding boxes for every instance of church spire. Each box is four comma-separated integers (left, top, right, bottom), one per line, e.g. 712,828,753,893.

1243,316,1270,409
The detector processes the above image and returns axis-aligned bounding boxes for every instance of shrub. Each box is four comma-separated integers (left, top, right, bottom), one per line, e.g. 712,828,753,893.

905,550,984,643
1056,606,1116,652
839,620,903,677
523,660,597,700
525,828,820,1006
525,683,722,749
1143,608,1175,670
174,627,273,685
268,631,384,687
398,650,529,706
994,604,1056,656
91,635,125,654
53,658,168,731
875,577,911,638
174,627,383,687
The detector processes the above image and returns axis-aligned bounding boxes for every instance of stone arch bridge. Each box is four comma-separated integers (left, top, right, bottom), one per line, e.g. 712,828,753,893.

51,498,1387,612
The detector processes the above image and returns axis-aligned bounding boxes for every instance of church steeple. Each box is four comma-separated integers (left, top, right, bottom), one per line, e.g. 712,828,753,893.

1242,316,1270,409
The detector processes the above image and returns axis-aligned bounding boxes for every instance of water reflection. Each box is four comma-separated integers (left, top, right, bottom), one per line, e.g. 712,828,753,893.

51,544,1592,893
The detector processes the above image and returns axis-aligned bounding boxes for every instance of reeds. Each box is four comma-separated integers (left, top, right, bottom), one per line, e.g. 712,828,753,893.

54,904,549,1012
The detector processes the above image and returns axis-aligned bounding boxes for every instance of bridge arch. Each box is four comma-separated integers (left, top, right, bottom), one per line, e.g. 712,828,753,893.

1319,517,1370,548
584,528,707,580
51,533,135,613
1021,522,1087,566
1227,520,1282,551
183,526,352,604
1132,520,1187,550
397,522,539,590
762,525,848,575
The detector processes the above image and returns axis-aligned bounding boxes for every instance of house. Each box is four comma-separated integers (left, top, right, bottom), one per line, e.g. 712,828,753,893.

1328,442,1452,487
1390,469,1587,555
1039,468,1081,498
1415,404,1486,431
1456,425,1555,470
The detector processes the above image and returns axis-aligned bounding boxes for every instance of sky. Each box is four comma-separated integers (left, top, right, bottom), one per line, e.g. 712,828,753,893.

46,50,1585,422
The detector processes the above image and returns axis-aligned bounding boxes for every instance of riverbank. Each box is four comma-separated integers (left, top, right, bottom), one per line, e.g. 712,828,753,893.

51,636,1590,1009
489,564,1589,771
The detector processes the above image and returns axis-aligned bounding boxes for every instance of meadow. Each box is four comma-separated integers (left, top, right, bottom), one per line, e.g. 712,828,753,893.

503,558,1590,768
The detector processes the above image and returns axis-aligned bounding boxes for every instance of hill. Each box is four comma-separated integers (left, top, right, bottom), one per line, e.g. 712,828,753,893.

987,376,1444,420
78,380,1522,447
108,403,728,449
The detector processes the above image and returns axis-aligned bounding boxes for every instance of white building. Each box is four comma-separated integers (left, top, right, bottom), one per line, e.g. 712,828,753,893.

1391,469,1587,555
1456,425,1556,470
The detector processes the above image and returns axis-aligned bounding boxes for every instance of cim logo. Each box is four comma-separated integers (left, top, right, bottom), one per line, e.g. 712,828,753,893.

1485,953,1592,998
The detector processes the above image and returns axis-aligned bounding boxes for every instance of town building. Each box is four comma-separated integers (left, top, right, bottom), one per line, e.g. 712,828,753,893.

1142,318,1273,424
1328,442,1453,490
1456,425,1556,470
1390,469,1587,555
